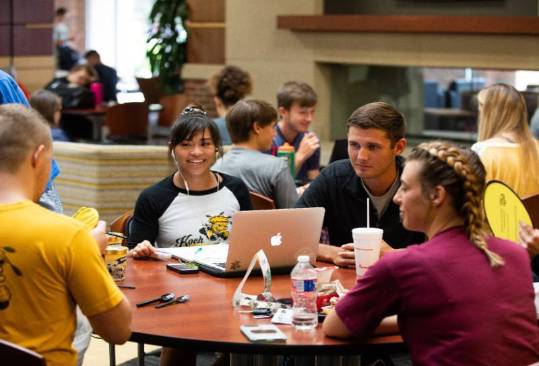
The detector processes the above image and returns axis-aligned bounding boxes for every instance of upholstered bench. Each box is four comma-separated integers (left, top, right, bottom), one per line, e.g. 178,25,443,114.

53,142,174,224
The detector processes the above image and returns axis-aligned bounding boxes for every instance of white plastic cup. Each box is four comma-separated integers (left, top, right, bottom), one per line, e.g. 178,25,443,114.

351,228,383,277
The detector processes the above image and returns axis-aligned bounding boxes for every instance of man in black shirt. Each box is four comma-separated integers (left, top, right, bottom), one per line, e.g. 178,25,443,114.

84,50,118,102
296,102,424,267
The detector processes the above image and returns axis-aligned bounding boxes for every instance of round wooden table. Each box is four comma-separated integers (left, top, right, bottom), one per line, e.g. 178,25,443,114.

120,258,404,356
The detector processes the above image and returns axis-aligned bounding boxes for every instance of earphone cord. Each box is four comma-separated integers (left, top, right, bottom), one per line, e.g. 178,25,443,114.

177,170,220,196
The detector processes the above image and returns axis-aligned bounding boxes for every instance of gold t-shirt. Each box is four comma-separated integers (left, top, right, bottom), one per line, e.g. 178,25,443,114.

473,139,539,198
0,201,123,366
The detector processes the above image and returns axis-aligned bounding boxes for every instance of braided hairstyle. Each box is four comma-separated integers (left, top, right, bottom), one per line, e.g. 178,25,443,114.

408,141,504,267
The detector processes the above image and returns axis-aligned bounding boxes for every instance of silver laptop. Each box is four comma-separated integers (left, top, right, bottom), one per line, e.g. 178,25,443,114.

160,207,324,277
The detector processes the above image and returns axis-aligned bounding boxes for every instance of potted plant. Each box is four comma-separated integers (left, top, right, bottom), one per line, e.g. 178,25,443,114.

146,0,189,125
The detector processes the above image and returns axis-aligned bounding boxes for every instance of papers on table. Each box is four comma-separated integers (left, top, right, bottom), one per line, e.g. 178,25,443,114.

158,243,229,263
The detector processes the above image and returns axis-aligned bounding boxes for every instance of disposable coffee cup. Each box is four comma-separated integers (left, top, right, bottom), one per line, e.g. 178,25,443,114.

105,245,128,281
351,228,383,277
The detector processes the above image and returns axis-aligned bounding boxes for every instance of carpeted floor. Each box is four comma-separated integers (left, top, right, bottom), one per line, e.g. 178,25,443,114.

119,350,221,366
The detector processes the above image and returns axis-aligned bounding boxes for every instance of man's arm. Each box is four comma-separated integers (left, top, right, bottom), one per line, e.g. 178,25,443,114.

88,297,132,344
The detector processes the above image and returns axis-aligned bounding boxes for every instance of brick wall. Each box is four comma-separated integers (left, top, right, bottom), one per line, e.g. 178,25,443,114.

184,78,217,118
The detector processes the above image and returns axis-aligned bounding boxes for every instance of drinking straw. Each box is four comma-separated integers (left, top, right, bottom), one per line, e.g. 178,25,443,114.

367,198,370,228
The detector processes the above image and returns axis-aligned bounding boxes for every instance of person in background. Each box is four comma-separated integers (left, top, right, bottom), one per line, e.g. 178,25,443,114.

208,65,253,145
84,50,118,103
272,81,321,184
296,102,423,267
30,90,70,142
53,7,79,72
0,105,132,366
472,83,539,198
45,64,97,140
213,99,298,208
128,106,251,366
324,141,539,366
0,69,28,105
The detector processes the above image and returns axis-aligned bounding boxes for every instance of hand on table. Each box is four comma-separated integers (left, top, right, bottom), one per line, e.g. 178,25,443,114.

519,222,539,259
91,220,107,256
333,243,356,268
128,240,157,258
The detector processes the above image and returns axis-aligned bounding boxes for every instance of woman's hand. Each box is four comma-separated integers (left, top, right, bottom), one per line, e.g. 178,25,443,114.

519,222,539,259
128,240,157,258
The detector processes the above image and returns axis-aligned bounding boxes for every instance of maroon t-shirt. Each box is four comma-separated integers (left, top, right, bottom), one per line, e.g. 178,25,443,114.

336,227,539,366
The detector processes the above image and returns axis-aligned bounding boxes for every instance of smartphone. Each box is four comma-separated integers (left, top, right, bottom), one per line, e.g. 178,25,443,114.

166,263,199,274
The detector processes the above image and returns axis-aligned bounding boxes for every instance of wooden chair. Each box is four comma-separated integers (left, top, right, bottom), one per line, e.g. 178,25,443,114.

109,209,134,243
0,339,46,366
523,193,539,228
249,191,276,210
105,102,148,143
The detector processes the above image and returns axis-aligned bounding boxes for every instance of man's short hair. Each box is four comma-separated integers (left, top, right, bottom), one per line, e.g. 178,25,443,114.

0,105,51,173
30,90,62,127
55,7,67,16
84,50,100,59
276,81,317,109
346,102,406,145
226,99,277,144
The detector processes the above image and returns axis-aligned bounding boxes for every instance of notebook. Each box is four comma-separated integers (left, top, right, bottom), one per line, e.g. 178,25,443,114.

159,207,325,277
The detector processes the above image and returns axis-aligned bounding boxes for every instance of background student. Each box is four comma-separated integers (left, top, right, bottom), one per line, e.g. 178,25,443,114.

213,99,298,208
208,65,253,145
272,81,321,183
324,141,539,366
472,83,539,198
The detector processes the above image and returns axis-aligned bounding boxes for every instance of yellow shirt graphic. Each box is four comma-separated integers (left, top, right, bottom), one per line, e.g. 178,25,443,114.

0,201,123,366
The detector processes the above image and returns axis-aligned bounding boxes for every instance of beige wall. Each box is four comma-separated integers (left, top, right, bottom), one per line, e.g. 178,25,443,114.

226,0,539,139
0,56,55,92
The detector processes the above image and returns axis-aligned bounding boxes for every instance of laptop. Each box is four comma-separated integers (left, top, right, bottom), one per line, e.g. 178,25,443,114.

159,207,325,277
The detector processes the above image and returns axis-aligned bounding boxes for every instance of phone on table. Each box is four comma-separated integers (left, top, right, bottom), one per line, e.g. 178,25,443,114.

166,263,199,274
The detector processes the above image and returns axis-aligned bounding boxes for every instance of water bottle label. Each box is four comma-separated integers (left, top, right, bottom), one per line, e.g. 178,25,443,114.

292,279,316,292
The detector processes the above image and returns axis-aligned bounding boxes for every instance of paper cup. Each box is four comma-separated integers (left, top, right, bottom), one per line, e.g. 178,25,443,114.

351,228,383,277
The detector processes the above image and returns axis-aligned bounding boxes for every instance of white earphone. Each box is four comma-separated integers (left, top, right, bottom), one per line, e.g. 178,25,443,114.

171,150,190,194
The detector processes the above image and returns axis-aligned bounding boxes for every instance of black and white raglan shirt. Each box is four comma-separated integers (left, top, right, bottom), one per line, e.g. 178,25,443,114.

128,172,252,248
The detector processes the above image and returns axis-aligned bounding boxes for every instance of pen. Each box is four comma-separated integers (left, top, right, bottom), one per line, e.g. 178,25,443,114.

118,284,136,289
106,232,127,239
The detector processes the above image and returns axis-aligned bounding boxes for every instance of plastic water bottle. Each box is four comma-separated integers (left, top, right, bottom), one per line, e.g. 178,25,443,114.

291,255,318,331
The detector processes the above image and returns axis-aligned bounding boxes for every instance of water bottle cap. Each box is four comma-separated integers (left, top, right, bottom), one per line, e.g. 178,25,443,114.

297,255,310,263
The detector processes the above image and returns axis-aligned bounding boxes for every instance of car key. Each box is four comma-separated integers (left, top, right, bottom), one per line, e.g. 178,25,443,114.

136,292,175,308
155,294,190,308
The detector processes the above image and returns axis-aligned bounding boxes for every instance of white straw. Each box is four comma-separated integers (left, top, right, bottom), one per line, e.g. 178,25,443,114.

367,198,370,228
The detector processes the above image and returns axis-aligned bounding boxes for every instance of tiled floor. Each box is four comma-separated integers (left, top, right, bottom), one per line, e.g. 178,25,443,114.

82,338,159,366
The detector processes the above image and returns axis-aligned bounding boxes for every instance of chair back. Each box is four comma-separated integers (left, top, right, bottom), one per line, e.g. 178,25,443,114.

523,193,539,228
136,77,162,105
0,339,46,366
110,209,134,245
249,191,276,210
105,102,148,142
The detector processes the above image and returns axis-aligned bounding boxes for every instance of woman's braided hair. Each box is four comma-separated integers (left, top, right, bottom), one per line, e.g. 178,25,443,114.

408,141,504,267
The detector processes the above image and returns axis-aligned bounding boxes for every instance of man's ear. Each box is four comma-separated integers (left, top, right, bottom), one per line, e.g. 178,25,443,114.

31,144,46,168
252,121,263,135
393,138,407,155
277,106,288,120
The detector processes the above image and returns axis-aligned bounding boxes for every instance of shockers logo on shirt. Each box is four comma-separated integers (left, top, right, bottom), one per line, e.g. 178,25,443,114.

174,212,232,247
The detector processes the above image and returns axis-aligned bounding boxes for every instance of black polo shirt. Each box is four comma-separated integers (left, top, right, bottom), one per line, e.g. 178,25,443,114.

295,157,424,248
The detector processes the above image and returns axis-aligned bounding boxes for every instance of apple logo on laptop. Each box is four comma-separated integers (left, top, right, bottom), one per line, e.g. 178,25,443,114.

270,233,282,247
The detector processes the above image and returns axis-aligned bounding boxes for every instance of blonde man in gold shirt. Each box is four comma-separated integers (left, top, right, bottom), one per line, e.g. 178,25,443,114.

0,105,132,366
